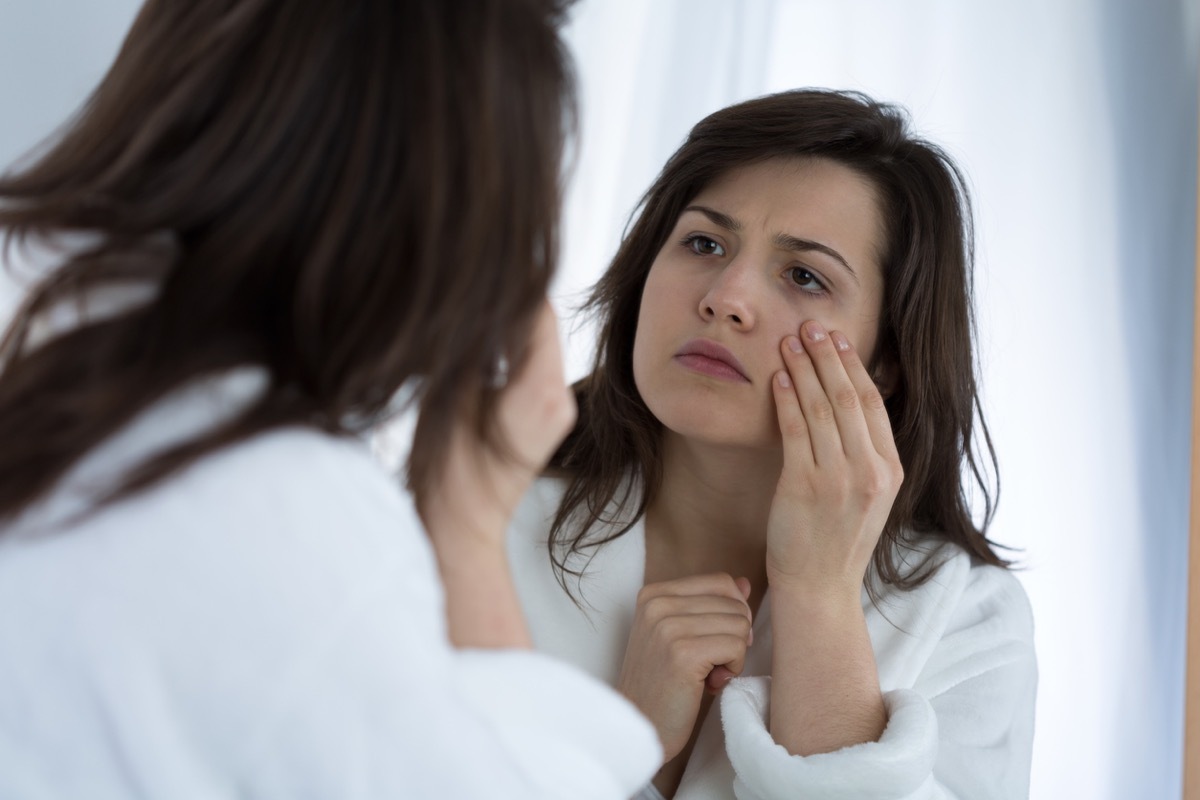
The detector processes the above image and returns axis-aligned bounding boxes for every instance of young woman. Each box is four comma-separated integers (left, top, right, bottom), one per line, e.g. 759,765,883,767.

0,1,661,797
508,90,1037,799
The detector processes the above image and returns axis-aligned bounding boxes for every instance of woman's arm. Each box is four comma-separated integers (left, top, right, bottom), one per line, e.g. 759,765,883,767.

720,560,1036,800
764,320,901,755
222,438,663,800
767,584,885,754
419,300,576,649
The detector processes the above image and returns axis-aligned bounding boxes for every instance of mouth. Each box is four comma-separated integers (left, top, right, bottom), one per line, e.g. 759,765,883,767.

673,339,750,383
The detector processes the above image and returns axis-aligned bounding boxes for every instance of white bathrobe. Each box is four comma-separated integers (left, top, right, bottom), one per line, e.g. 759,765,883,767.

508,477,1037,800
0,370,660,800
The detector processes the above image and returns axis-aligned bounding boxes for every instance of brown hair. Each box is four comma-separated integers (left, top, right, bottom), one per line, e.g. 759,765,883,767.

0,0,576,520
549,89,1009,595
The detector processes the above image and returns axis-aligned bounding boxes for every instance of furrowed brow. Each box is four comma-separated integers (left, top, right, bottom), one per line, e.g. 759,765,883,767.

773,232,860,286
684,205,741,232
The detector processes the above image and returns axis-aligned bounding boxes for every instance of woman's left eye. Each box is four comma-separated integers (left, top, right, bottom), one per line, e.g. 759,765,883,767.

682,235,725,257
786,267,827,294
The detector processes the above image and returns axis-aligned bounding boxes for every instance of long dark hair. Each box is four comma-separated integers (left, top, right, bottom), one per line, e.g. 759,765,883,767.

549,89,1008,596
0,0,576,521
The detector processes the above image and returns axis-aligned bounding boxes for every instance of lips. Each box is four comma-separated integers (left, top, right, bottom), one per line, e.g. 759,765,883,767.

674,339,750,382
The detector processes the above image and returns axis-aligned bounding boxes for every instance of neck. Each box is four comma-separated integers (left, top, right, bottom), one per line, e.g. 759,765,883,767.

643,432,781,600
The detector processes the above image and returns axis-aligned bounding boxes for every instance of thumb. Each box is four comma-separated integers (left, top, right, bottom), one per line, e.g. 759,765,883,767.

705,665,737,695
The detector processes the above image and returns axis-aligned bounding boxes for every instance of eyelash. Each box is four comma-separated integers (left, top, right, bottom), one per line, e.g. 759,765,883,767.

680,234,830,298
680,234,725,257
785,266,829,297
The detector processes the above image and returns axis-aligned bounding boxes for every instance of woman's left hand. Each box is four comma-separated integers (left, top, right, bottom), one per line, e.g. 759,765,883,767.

765,320,903,599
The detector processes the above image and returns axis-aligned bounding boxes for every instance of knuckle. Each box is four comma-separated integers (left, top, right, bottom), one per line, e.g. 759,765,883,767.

860,476,888,500
807,399,836,423
657,615,687,641
861,385,887,412
781,416,808,439
665,636,696,665
859,464,897,499
833,386,860,411
642,594,673,621
716,640,746,663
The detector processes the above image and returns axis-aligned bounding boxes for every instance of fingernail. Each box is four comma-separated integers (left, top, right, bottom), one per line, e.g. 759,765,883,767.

806,322,826,342
748,628,754,646
832,331,849,351
777,371,791,388
786,336,803,353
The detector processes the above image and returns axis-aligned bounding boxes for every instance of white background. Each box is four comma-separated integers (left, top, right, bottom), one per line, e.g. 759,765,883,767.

1,2,1196,797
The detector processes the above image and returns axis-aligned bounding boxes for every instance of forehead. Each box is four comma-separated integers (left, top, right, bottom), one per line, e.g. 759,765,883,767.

686,157,886,278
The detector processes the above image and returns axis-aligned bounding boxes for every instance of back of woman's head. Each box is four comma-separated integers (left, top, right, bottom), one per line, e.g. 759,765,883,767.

552,89,1008,593
0,0,577,519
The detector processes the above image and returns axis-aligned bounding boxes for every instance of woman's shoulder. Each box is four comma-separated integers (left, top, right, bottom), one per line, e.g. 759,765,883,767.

4,369,431,592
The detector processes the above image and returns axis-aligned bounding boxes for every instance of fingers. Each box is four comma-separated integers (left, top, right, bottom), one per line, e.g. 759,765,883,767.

778,321,896,465
619,574,756,759
779,322,874,465
771,360,815,468
637,573,753,628
704,577,752,694
705,665,737,695
637,571,750,602
828,329,900,464
495,299,575,470
634,574,755,679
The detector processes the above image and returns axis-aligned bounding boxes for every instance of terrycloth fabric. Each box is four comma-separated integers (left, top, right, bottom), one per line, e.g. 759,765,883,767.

508,477,1037,800
0,370,660,800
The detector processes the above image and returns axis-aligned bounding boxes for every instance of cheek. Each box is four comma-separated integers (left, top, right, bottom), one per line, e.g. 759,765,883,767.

851,304,885,368
630,278,663,395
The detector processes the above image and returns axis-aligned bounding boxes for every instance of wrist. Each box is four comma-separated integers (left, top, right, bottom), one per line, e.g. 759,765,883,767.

428,520,532,649
767,564,862,601
421,491,513,550
766,576,864,621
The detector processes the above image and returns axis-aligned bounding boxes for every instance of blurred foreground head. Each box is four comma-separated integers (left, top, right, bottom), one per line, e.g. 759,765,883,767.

0,0,578,518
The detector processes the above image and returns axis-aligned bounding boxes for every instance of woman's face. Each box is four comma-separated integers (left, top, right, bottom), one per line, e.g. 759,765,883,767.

632,156,887,450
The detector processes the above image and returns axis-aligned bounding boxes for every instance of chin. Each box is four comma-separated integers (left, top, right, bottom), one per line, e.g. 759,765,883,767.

648,393,779,451
636,364,780,448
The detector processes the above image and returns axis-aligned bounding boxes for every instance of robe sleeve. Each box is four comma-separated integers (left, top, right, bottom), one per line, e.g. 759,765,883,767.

719,564,1036,800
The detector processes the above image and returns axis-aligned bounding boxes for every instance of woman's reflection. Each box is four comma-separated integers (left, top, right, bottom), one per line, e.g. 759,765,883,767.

507,88,1037,800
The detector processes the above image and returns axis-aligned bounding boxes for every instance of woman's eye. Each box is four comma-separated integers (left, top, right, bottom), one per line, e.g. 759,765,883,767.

787,267,825,293
683,235,725,256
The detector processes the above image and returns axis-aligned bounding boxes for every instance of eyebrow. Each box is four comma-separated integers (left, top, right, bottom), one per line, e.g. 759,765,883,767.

683,204,860,286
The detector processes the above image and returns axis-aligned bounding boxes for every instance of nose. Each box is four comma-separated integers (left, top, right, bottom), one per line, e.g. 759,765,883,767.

699,258,756,329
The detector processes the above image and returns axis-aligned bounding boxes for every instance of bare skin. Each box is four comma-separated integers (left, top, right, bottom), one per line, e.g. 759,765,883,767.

420,301,577,649
630,325,897,797
618,158,902,795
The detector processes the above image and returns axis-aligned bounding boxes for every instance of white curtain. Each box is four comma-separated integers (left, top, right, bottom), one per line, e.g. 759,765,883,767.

556,2,1198,798
0,2,1195,798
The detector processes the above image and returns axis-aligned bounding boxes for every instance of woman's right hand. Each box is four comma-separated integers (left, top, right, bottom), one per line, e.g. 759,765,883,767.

422,299,576,547
483,298,578,520
615,574,753,762
420,299,575,648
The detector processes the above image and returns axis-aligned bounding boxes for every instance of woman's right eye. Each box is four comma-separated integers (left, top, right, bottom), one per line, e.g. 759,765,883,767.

681,234,725,257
